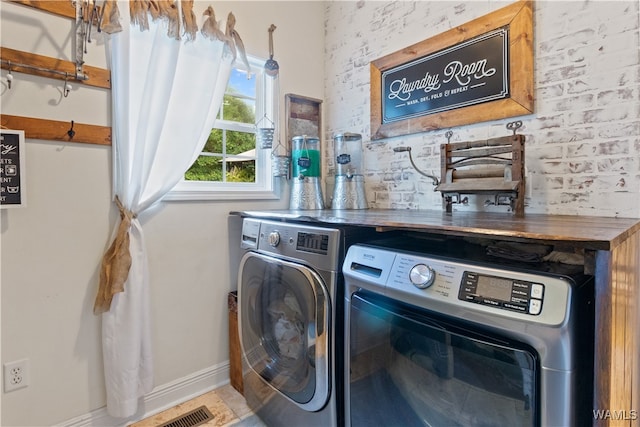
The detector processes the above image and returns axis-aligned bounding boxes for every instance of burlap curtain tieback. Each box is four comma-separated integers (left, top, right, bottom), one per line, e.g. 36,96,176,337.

93,196,137,314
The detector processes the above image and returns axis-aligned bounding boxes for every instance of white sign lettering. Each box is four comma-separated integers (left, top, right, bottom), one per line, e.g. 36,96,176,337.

387,59,496,103
388,72,441,102
443,59,496,86
0,144,17,155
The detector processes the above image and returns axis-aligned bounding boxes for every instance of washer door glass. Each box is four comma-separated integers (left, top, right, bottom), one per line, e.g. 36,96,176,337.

239,252,330,411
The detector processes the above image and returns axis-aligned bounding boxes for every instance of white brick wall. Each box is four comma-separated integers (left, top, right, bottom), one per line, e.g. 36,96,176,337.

324,1,640,217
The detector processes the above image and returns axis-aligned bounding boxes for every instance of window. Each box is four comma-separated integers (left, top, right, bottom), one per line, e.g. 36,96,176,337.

166,55,277,201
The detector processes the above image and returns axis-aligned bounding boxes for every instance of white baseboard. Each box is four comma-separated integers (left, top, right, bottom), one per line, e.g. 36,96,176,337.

57,362,230,427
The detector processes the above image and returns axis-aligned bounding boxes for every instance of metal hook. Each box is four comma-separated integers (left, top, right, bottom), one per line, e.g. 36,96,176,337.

63,73,72,97
6,61,13,89
506,120,523,136
67,120,76,139
445,130,453,144
96,1,104,33
87,4,94,44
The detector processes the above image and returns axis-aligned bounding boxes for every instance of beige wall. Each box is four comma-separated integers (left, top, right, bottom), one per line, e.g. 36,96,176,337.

0,2,324,425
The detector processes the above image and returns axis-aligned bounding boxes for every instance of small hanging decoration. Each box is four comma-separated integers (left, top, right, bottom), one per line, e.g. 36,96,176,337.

262,23,287,173
264,24,279,78
271,138,290,179
256,23,281,150
256,114,275,149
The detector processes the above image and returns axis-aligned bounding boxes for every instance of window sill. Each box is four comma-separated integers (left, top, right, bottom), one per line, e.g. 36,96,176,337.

163,189,280,202
164,180,281,202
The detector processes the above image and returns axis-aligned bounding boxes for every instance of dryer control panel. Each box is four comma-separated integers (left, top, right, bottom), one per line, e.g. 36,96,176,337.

459,272,544,315
343,244,572,326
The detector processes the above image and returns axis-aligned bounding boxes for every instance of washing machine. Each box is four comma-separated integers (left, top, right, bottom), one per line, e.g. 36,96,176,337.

238,218,369,426
342,238,595,427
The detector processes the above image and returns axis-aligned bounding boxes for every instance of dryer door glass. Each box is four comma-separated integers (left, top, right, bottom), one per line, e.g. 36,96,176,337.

239,252,330,411
348,291,538,427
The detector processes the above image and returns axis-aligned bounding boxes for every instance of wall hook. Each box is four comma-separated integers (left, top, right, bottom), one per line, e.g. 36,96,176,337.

63,73,72,97
445,130,453,143
506,120,523,136
6,61,13,89
67,120,76,139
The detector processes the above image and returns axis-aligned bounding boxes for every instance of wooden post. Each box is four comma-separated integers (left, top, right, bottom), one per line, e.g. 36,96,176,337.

227,291,243,395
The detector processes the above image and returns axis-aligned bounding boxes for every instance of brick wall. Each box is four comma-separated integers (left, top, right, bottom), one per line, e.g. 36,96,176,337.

323,1,640,217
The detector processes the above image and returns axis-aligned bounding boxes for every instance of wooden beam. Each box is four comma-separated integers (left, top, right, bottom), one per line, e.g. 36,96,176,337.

1,114,112,146
5,0,76,19
1,47,111,89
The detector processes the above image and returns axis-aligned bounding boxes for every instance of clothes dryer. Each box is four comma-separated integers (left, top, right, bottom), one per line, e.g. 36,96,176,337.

343,241,595,426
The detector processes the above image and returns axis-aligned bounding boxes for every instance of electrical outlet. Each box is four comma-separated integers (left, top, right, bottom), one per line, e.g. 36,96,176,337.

3,359,29,392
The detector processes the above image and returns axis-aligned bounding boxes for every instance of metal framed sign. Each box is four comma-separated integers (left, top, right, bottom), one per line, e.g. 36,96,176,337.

382,28,509,123
0,129,26,208
370,1,533,139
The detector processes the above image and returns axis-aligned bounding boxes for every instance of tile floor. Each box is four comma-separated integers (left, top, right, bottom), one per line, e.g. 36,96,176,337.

129,384,266,427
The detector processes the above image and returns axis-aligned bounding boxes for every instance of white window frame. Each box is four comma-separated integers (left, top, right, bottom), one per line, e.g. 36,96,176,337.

165,55,277,201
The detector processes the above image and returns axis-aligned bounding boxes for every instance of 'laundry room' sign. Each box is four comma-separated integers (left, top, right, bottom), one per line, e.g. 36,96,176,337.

381,28,509,124
369,0,533,139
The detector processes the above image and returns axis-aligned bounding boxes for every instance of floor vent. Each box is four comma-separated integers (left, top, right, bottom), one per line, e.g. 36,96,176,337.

158,406,214,427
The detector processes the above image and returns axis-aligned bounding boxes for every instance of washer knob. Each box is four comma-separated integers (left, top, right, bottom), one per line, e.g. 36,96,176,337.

268,231,281,247
409,264,435,289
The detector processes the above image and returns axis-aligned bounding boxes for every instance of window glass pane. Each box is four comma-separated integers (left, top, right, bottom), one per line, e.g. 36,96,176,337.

229,68,256,98
188,128,256,182
226,130,256,182
227,130,256,155
222,94,256,124
185,155,223,182
227,160,256,183
223,68,256,124
184,154,256,183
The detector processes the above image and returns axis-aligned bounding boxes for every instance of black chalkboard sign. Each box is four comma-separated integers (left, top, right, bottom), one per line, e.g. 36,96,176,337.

0,130,26,208
382,28,509,123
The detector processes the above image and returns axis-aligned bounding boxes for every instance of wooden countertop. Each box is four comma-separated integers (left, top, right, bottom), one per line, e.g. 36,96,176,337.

232,209,640,251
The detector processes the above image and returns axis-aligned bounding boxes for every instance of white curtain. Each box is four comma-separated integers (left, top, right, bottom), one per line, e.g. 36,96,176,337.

97,0,237,418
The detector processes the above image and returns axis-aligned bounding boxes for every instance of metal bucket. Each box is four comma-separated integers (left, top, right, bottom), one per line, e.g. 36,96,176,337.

257,127,274,149
272,154,290,178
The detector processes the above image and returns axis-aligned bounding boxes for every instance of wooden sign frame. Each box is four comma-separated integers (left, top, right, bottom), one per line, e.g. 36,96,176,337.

370,1,533,140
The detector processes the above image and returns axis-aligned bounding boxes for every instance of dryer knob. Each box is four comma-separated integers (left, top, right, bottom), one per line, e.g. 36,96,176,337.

268,231,281,247
409,264,435,289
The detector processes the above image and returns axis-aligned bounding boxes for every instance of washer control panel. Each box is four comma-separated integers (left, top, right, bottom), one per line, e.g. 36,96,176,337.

459,272,544,315
242,218,342,272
